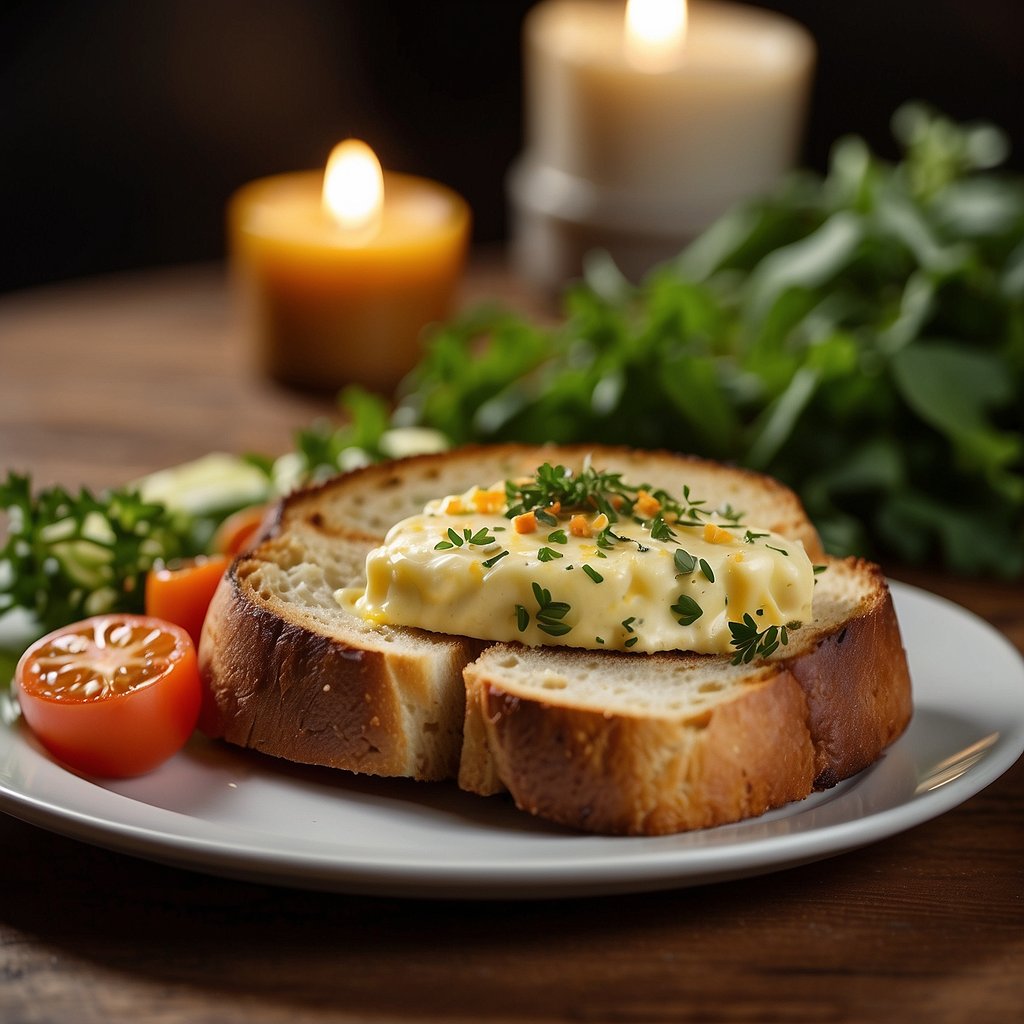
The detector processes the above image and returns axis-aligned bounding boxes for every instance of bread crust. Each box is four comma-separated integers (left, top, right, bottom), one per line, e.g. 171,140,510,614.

198,443,909,832
278,443,826,560
785,560,913,787
474,664,816,835
200,562,477,780
463,562,912,834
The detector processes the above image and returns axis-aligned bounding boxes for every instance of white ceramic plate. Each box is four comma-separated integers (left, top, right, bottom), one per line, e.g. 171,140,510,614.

1,582,1022,899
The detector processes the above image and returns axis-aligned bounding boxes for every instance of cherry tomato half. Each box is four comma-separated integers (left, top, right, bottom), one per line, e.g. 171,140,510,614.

145,554,230,647
16,614,201,778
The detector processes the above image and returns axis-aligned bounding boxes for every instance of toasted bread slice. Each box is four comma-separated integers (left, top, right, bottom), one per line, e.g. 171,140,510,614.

459,557,911,834
200,444,826,783
199,444,910,834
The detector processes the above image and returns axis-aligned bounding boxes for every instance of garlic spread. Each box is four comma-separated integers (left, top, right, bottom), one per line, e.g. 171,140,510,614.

341,471,814,656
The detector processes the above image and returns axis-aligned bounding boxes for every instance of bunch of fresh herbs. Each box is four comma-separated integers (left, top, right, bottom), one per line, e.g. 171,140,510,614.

387,105,1023,577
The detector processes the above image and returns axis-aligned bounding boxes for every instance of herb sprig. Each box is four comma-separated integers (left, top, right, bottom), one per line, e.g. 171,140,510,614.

528,582,573,638
504,464,744,539
434,526,496,550
729,614,798,665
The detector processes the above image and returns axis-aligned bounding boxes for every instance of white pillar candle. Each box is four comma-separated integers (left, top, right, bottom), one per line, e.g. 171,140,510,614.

508,0,815,293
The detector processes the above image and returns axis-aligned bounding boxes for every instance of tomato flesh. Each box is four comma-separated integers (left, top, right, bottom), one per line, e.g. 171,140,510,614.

16,615,201,777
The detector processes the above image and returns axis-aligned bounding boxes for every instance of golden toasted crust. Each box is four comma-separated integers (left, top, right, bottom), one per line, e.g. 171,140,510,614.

459,557,912,834
199,559,481,780
278,443,826,559
784,560,913,787
473,665,816,835
197,443,911,832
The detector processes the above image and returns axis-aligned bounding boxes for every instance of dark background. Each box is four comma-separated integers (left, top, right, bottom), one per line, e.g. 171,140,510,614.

3,0,1023,295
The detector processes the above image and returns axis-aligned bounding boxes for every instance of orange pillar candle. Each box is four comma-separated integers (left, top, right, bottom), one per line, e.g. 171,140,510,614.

229,140,470,393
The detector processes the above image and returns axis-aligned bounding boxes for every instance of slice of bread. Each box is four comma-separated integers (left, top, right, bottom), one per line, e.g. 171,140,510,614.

199,444,911,833
460,557,911,834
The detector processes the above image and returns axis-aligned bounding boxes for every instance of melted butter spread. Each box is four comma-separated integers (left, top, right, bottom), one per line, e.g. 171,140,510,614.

341,480,815,655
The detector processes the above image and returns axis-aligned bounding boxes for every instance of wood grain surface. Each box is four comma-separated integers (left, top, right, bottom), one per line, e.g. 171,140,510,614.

1,263,1023,1024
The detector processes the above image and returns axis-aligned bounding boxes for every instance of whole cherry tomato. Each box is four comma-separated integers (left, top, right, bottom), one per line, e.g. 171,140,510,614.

145,554,230,647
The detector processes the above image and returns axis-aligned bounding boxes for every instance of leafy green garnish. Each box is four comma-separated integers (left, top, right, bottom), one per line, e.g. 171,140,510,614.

671,594,704,626
729,614,794,665
515,604,529,632
529,582,573,638
581,564,604,584
435,526,495,550
536,547,563,562
382,106,1024,578
0,473,202,639
293,388,392,477
674,549,697,575
502,463,733,531
649,516,676,542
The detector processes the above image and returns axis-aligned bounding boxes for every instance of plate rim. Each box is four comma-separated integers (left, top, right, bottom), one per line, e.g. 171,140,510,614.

2,580,1022,898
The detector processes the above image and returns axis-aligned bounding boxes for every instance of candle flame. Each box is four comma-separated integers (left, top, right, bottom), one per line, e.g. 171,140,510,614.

625,0,687,72
322,139,384,236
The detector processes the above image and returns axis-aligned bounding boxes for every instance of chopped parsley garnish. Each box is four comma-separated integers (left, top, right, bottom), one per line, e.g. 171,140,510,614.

813,564,828,575
729,614,796,664
766,544,789,556
674,548,697,575
481,550,509,569
675,548,714,582
435,525,496,550
503,463,745,531
744,530,769,544
515,604,529,632
546,529,568,544
531,582,573,637
624,636,639,648
671,594,703,626
649,515,676,542
536,546,563,562
621,616,636,633
581,564,604,584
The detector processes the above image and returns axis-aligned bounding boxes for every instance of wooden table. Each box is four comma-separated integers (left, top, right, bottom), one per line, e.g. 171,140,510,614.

2,265,1023,1023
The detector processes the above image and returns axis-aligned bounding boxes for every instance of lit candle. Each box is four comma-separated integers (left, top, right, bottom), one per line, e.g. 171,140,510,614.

508,0,815,292
229,141,470,393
